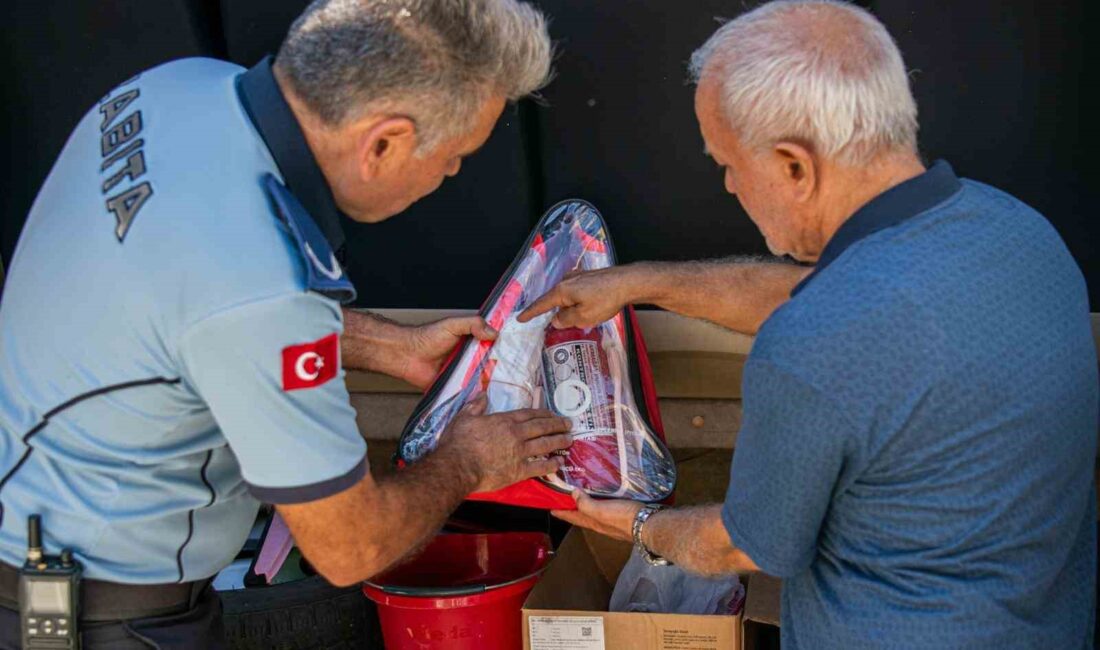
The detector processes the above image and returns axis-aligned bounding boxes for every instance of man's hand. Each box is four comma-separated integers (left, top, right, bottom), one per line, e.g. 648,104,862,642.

552,495,760,576
518,258,809,336
341,310,496,389
280,395,572,586
550,489,644,542
518,266,644,329
437,395,574,493
400,316,497,389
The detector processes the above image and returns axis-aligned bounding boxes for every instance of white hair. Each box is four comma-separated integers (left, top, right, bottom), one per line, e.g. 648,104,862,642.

277,0,552,153
689,0,918,166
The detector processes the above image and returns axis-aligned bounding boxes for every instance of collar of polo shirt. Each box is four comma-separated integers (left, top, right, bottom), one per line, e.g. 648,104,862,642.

792,160,963,297
237,56,347,256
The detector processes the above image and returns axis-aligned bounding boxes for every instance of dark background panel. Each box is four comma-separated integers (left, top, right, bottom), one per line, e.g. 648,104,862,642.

530,1,773,267
0,0,225,276
873,0,1093,303
1,1,1093,308
220,0,305,66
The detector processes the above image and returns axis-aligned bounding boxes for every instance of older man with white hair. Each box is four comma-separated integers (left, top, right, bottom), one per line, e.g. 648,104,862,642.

523,1,1097,647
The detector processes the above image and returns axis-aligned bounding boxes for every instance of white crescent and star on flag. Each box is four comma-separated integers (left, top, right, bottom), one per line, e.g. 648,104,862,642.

294,351,324,381
281,332,339,391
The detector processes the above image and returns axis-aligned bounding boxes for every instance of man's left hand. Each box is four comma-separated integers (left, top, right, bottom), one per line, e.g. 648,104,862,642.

551,488,644,542
401,316,497,389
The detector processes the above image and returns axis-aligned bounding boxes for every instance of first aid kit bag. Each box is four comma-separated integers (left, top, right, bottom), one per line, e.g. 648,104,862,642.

395,200,676,509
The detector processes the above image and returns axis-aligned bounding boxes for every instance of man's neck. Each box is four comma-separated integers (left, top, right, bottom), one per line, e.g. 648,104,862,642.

271,65,338,172
271,63,371,221
816,152,926,253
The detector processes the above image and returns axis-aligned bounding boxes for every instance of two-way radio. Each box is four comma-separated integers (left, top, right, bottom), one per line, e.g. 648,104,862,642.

18,515,81,649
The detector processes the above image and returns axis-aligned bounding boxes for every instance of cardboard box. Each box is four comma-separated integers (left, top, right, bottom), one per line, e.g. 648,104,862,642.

740,573,781,650
522,528,741,650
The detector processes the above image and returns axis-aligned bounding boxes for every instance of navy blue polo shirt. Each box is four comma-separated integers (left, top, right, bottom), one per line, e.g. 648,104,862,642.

723,162,1097,648
0,57,367,583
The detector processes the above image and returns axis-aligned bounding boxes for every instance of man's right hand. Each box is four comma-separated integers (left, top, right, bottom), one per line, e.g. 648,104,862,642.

437,394,573,493
280,394,572,586
519,258,808,336
517,265,644,328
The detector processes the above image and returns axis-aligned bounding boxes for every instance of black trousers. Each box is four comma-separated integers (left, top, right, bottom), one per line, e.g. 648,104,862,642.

0,585,225,650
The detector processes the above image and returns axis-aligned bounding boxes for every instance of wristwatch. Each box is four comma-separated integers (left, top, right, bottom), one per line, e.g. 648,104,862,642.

632,503,671,566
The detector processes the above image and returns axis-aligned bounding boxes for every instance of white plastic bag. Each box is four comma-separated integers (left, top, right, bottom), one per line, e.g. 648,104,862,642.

609,547,746,616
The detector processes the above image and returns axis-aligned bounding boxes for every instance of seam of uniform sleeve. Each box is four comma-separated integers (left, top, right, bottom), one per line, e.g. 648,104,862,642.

246,451,368,504
721,503,812,579
178,288,334,332
174,290,361,497
174,291,342,386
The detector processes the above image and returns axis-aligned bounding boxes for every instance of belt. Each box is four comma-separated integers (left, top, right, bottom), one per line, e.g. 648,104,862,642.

0,561,202,621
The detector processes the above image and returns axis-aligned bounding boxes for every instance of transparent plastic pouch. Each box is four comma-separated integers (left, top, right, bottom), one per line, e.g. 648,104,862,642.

396,200,676,505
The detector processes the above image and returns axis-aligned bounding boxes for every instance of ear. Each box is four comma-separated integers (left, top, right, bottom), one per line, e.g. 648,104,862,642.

357,116,417,182
772,141,817,203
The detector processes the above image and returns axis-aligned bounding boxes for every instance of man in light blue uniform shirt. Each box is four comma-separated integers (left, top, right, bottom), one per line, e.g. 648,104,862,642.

528,2,1096,648
0,1,570,646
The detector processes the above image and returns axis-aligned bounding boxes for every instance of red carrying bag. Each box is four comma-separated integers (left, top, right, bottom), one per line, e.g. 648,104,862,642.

395,200,675,510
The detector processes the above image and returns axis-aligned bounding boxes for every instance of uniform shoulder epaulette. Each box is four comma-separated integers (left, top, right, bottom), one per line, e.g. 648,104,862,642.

263,173,356,304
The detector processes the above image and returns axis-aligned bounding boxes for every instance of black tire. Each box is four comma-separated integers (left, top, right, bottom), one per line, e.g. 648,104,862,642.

220,576,383,650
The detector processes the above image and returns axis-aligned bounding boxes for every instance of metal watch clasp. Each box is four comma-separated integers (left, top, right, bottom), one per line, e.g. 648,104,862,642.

631,503,671,566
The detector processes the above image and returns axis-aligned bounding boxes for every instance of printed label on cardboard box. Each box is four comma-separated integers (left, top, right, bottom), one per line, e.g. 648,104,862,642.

660,627,721,649
529,616,606,650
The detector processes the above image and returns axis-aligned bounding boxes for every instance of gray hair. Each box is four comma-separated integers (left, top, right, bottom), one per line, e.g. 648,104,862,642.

276,0,552,152
688,0,918,166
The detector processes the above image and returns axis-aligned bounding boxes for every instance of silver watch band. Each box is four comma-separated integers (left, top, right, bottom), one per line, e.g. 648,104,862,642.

632,504,670,566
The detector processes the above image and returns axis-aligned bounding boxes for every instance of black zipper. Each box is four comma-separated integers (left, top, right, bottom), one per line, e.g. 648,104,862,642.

393,200,675,501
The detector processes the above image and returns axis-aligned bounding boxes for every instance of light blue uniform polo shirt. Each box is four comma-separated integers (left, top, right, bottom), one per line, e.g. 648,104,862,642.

0,57,368,584
723,162,1097,648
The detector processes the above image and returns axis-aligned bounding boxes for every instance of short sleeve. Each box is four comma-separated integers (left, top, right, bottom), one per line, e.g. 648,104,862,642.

722,358,856,577
178,292,367,504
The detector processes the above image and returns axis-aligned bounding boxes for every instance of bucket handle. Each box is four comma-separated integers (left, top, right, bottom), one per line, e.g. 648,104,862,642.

368,556,555,597
378,584,489,597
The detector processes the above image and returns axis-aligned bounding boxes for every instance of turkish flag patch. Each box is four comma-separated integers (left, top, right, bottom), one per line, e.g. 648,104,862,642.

282,333,339,391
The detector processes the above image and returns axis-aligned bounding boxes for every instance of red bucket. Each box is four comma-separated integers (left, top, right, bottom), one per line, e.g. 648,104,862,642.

362,532,552,650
